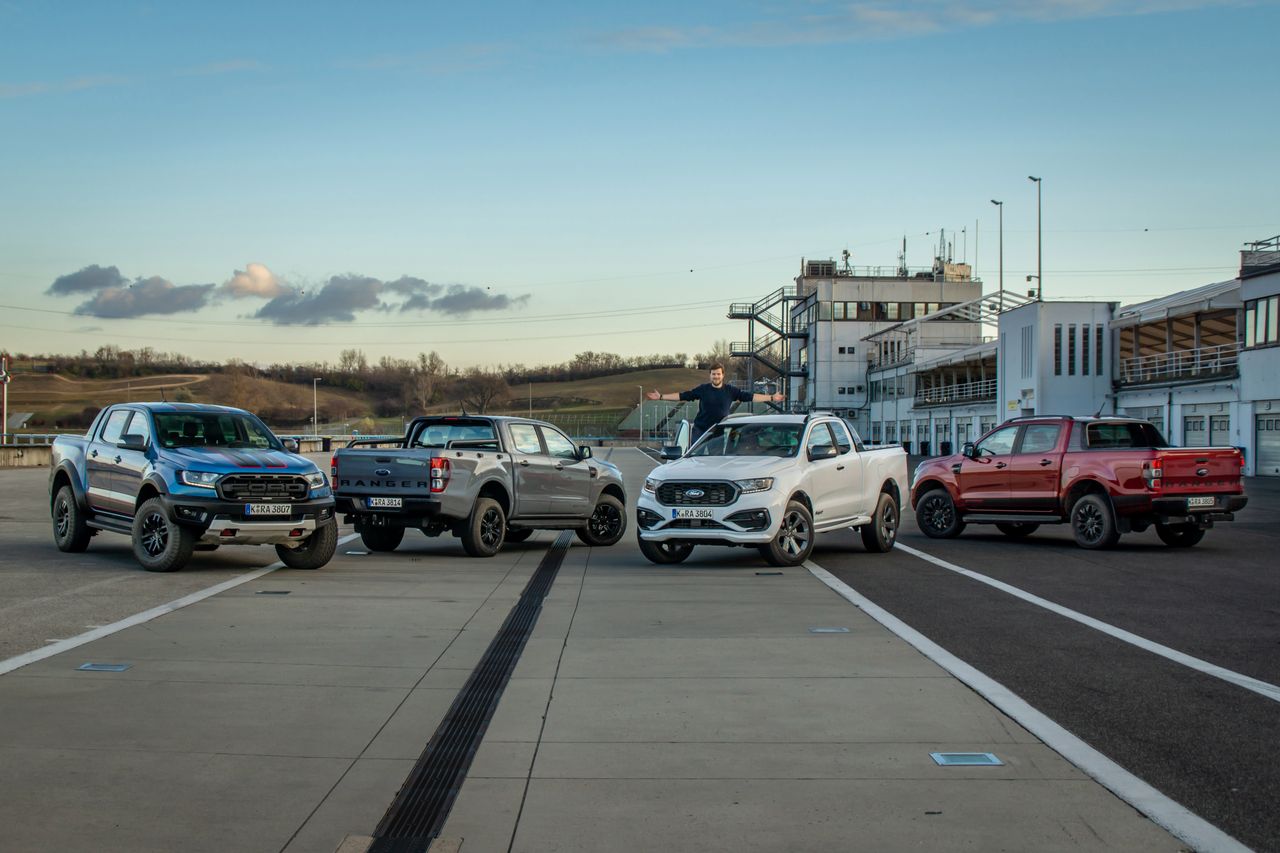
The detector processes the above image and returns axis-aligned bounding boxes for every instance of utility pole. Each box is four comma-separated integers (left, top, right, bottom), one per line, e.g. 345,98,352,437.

990,199,1004,292
0,356,10,444
312,377,323,436
1029,176,1042,300
637,386,644,442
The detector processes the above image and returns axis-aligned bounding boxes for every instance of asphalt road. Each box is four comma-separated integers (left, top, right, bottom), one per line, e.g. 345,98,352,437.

1,454,1277,850
814,475,1280,853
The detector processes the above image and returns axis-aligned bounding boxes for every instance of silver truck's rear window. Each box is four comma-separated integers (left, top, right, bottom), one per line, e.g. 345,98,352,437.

413,419,500,450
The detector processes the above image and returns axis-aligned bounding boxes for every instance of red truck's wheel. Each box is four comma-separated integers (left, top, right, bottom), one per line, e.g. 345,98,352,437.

1156,522,1205,548
916,489,965,539
1070,494,1120,549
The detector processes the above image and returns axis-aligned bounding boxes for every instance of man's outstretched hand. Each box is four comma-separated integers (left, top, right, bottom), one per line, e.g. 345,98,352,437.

646,390,662,401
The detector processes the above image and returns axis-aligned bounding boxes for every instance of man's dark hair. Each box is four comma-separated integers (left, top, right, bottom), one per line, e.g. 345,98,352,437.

708,361,725,373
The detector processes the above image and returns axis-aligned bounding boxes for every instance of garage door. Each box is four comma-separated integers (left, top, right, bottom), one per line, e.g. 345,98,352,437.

1183,415,1207,447
1209,415,1230,446
1257,416,1280,476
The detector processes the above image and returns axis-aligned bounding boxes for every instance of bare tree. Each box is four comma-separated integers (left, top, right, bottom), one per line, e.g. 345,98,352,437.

458,367,509,414
405,350,445,412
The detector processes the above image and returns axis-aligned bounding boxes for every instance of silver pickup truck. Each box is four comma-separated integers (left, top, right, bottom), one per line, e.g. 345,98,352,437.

333,415,628,556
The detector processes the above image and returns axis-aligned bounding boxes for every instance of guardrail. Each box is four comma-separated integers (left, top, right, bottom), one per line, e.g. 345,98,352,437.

914,378,998,406
1119,342,1240,384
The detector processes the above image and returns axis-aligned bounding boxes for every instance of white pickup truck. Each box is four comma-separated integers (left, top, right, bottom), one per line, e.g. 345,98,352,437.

636,413,908,566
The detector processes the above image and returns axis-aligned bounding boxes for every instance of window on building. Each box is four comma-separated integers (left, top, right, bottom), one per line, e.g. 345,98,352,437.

837,346,845,354
1054,325,1063,375
1095,324,1104,375
1020,326,1033,378
900,303,914,320
837,387,846,395
833,302,847,321
1245,295,1280,348
885,302,899,320
1068,324,1077,375
818,301,832,321
1081,325,1091,375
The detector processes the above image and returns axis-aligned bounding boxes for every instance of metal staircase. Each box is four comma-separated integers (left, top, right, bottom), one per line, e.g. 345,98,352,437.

728,285,803,410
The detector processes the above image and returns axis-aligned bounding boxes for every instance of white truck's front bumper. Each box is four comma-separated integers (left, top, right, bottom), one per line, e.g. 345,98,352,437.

635,488,782,544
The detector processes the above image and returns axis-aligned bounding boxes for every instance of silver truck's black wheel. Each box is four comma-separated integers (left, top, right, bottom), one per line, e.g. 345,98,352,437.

360,526,405,552
131,497,195,572
277,519,338,569
638,536,693,564
860,492,899,553
1155,522,1205,548
916,488,965,539
462,497,506,557
577,494,627,547
761,500,814,567
52,485,92,553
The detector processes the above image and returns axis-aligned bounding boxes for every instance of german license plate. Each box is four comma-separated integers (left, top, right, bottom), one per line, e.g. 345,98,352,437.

368,497,403,509
245,503,290,516
673,507,714,519
1187,496,1215,508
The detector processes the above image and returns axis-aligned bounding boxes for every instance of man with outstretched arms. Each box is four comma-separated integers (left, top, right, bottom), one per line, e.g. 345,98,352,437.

647,362,785,443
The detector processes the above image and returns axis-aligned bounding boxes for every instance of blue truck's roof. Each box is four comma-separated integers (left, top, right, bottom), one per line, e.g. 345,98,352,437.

120,402,250,415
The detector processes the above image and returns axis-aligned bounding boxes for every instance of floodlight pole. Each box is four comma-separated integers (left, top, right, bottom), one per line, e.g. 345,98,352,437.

990,199,1003,293
1,355,9,444
1029,176,1042,300
637,386,644,442
312,378,322,436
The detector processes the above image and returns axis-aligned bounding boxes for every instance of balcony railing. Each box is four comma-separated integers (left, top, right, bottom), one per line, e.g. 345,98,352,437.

1119,342,1240,385
914,378,998,407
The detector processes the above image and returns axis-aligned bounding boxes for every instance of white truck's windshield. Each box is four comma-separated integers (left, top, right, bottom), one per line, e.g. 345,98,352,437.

686,423,802,458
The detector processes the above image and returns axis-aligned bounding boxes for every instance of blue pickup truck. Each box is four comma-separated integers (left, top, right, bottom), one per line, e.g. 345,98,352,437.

49,403,338,572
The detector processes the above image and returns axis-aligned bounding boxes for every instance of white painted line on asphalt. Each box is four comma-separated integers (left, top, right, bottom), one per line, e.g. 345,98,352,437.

805,560,1251,853
896,542,1280,705
0,532,361,677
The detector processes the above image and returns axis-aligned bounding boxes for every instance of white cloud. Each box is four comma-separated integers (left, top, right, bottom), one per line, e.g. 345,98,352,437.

222,263,289,299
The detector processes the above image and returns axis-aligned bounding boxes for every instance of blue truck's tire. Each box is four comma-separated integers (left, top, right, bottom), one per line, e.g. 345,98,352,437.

577,494,626,547
52,485,92,553
277,519,338,569
131,497,195,572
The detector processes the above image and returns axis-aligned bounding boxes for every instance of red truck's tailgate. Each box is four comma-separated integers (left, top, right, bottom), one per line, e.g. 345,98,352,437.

1158,448,1244,493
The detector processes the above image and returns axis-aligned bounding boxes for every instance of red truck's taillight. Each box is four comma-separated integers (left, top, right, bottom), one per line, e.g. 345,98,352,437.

430,457,451,493
1142,457,1164,491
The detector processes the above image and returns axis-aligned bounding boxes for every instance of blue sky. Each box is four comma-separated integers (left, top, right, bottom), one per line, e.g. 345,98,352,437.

2,0,1277,368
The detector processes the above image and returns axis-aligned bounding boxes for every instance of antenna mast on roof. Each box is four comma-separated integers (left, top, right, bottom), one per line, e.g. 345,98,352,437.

897,236,907,278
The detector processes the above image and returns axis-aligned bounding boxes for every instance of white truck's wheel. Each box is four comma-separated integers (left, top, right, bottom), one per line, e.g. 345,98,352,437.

760,500,814,566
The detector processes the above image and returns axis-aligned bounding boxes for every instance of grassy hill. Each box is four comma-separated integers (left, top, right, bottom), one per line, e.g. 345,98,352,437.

7,366,711,433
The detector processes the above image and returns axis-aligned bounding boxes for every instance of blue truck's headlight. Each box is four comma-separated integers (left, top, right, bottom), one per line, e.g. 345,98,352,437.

304,471,327,489
735,477,774,494
180,470,220,489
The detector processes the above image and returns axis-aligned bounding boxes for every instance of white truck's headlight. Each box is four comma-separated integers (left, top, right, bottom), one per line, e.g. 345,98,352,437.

643,477,659,493
304,471,327,489
179,470,220,489
735,477,774,494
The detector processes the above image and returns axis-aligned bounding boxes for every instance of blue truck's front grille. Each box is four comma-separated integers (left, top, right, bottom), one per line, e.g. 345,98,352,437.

217,475,309,502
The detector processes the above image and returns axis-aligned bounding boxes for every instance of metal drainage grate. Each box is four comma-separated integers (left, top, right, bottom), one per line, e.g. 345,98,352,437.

931,752,1003,766
755,571,783,576
78,663,131,672
255,590,291,595
808,627,850,634
370,531,573,852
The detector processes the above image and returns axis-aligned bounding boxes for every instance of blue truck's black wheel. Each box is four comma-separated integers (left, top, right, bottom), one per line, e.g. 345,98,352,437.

52,485,92,553
277,519,338,569
462,497,506,557
131,497,195,572
577,494,626,547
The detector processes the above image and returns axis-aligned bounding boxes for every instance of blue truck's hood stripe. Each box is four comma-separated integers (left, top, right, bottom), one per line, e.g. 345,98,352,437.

169,447,293,469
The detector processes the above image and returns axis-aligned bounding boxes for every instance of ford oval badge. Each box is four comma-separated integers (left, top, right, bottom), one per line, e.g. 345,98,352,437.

375,468,392,476
1196,467,1209,476
686,488,705,499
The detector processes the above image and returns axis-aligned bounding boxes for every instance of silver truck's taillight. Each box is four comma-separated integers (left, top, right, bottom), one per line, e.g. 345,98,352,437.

330,455,338,482
430,456,451,493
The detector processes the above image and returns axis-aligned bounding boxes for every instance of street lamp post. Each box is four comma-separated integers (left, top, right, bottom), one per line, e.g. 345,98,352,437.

312,378,322,436
0,356,10,445
637,386,644,442
1028,176,1042,300
989,199,1003,292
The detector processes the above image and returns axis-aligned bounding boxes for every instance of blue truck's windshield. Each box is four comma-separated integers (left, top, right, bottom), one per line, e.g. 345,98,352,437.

412,419,500,450
153,412,280,450
687,423,802,458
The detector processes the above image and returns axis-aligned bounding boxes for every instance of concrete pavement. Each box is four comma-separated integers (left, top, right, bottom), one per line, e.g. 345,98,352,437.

0,448,1196,852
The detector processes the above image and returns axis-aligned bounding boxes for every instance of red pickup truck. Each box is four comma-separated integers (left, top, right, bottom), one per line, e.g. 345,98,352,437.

910,416,1247,549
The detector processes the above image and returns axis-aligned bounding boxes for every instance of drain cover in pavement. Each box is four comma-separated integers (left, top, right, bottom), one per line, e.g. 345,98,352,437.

256,590,291,595
808,627,850,633
931,752,1003,766
78,663,131,672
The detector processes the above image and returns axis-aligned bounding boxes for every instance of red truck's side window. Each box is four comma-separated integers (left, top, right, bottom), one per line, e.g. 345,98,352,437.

1019,425,1061,455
